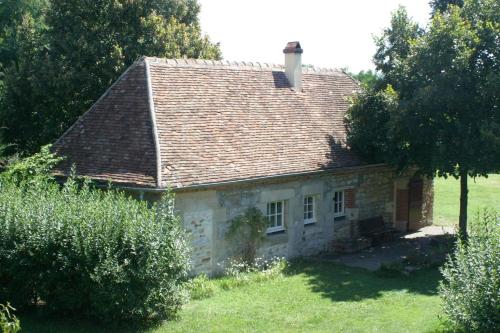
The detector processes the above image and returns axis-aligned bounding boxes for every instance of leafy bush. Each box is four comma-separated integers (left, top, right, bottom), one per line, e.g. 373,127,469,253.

226,207,268,265
219,257,288,290
0,303,20,333
186,274,216,300
439,209,499,332
2,145,63,184
0,174,190,324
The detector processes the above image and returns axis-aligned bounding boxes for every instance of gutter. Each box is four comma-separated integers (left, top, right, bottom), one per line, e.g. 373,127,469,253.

109,163,387,193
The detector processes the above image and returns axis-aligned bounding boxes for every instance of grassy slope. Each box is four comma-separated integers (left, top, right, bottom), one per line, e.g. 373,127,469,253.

155,263,445,333
434,174,500,227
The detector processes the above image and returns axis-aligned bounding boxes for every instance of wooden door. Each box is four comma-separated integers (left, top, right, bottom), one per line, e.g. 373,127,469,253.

408,179,423,231
395,188,409,232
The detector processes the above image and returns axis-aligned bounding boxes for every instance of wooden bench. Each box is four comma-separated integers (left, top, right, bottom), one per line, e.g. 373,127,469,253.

358,216,398,245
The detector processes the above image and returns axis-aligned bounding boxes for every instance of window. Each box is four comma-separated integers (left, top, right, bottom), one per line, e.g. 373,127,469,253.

266,201,285,233
333,190,345,216
303,195,316,224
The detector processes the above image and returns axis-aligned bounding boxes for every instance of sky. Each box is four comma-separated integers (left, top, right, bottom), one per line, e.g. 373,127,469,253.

198,0,431,73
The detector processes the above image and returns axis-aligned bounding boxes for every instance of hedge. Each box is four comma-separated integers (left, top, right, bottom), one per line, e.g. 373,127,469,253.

0,176,190,324
439,209,500,332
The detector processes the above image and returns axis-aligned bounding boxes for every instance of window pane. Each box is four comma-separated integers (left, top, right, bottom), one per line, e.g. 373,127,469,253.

276,201,282,213
269,215,276,227
308,211,313,219
304,212,308,220
339,191,343,203
276,213,282,226
270,202,275,214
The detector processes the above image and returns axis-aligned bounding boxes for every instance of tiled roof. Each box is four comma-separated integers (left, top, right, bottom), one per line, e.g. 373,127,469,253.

53,57,363,189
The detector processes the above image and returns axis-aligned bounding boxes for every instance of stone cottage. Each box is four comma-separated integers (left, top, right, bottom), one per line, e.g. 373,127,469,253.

53,42,433,275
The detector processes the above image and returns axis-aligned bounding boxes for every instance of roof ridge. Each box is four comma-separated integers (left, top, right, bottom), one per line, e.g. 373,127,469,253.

143,56,344,75
144,58,163,188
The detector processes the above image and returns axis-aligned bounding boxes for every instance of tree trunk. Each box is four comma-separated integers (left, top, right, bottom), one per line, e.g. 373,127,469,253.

459,172,468,239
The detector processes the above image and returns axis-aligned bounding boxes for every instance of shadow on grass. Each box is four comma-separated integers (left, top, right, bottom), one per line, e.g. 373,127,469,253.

288,259,442,303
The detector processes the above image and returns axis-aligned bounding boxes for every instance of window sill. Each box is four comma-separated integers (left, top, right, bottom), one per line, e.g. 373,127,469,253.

334,215,346,222
266,227,286,235
304,220,317,226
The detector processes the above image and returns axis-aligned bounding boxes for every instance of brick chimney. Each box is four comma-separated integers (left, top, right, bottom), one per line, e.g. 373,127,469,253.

283,41,303,91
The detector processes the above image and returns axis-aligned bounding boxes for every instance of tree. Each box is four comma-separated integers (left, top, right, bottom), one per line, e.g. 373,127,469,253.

346,0,500,237
430,0,464,15
348,69,381,90
0,0,221,154
373,6,423,91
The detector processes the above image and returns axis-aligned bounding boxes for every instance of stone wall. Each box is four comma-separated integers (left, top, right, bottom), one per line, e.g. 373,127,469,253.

166,167,433,275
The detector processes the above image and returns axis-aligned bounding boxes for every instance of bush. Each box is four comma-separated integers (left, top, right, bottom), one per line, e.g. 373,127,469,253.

439,209,499,332
186,274,216,300
0,303,20,333
226,207,268,265
0,175,190,324
219,257,288,290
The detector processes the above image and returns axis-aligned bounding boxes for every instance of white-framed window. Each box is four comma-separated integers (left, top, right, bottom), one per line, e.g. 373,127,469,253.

333,190,345,216
266,200,285,233
303,195,316,224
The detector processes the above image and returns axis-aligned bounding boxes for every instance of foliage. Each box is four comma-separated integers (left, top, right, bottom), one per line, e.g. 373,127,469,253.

2,144,62,184
348,69,381,90
373,6,422,91
346,0,500,234
0,175,190,324
439,209,499,332
185,274,216,300
185,257,288,301
0,303,20,333
430,0,464,15
345,85,399,164
226,207,268,265
0,0,221,154
218,257,288,290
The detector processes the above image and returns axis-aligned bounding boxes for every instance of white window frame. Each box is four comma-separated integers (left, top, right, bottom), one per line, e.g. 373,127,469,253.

303,195,316,225
266,200,285,233
333,190,345,217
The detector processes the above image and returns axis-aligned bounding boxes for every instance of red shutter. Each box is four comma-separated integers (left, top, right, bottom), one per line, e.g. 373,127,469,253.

345,188,356,209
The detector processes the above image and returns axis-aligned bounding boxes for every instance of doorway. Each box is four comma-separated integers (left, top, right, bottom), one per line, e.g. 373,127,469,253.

395,178,423,232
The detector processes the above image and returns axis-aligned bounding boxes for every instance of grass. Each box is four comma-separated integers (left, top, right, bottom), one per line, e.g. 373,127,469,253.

19,261,448,333
434,173,500,227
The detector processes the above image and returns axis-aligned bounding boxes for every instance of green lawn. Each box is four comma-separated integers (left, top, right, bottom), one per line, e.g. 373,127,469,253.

156,263,446,333
21,262,447,333
434,173,500,227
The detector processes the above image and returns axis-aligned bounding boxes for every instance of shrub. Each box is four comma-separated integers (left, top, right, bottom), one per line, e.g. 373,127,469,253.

226,207,268,265
439,209,499,332
219,257,288,290
186,274,216,300
0,303,20,333
0,175,190,324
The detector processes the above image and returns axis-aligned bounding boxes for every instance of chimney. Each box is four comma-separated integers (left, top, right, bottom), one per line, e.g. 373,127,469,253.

283,41,303,91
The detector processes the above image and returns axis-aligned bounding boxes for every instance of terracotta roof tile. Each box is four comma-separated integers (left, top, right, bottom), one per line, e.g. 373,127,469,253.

53,61,157,187
53,57,362,189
